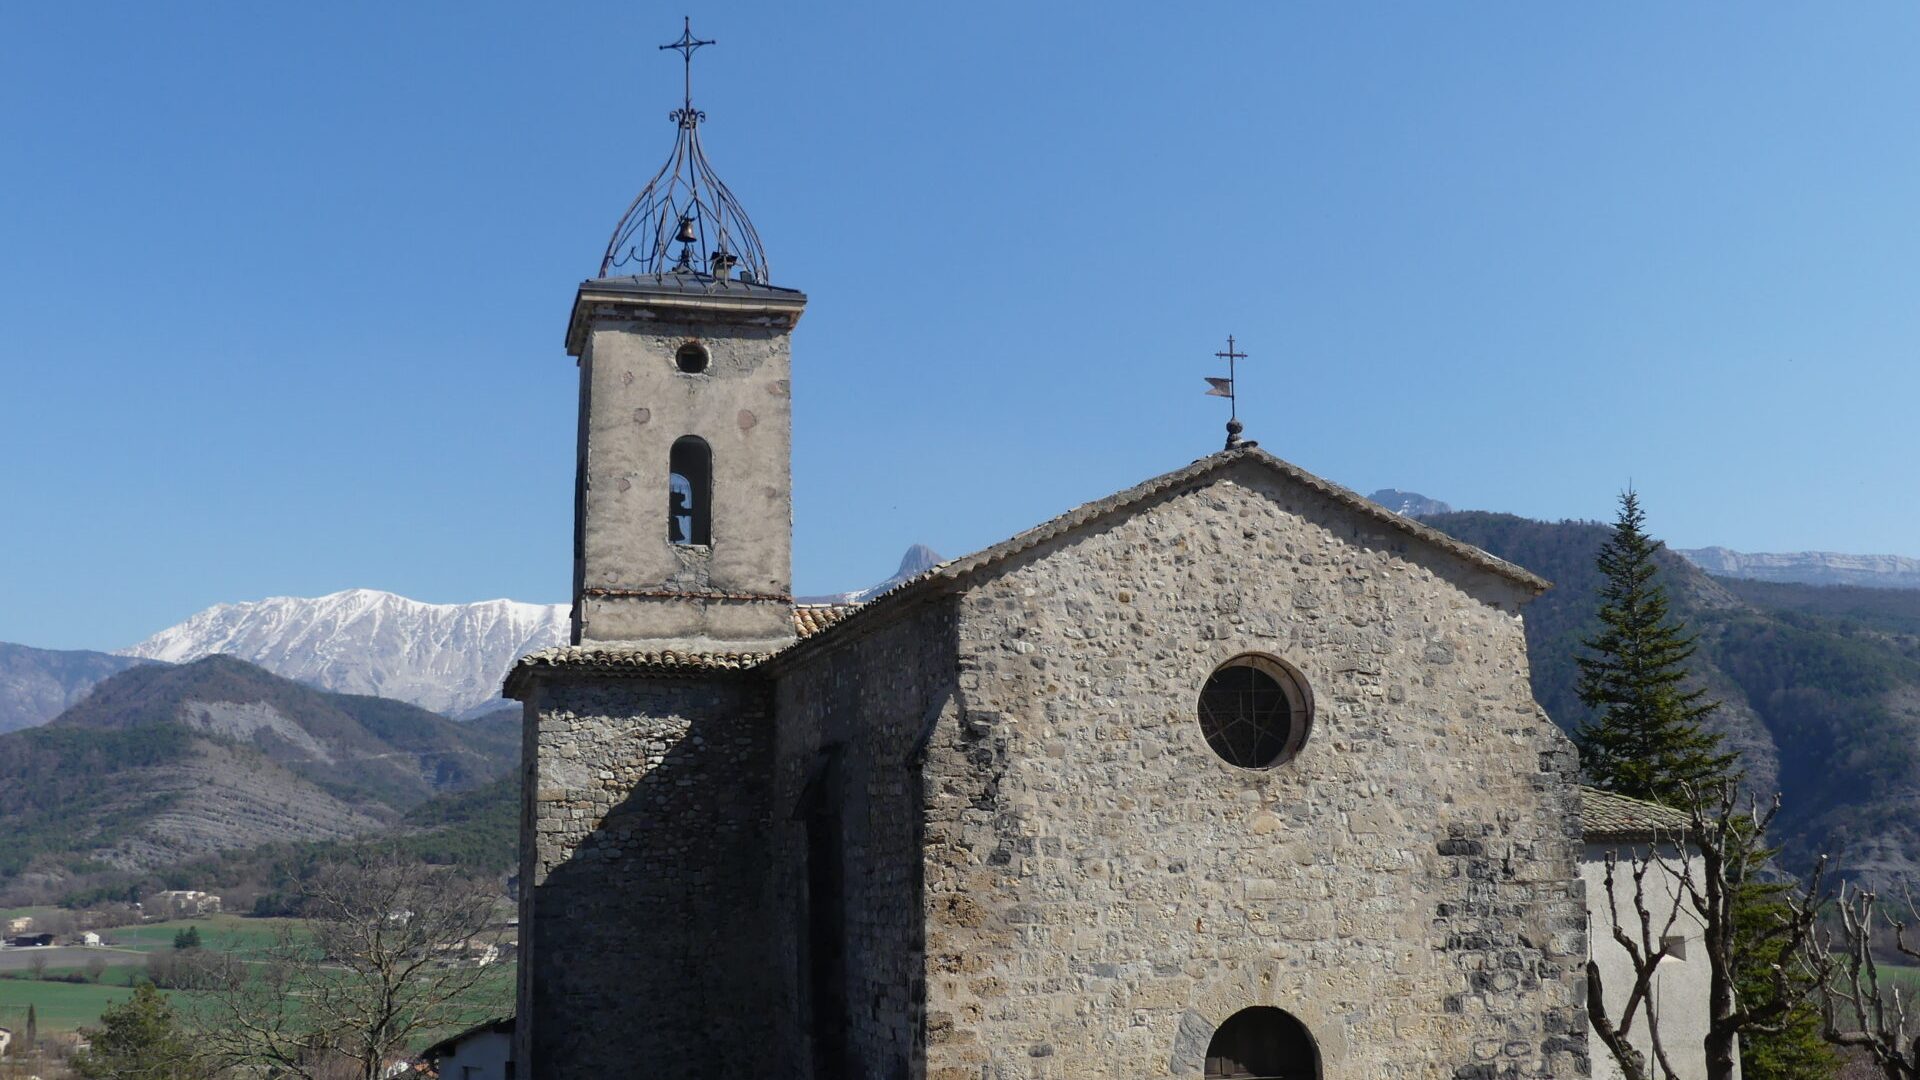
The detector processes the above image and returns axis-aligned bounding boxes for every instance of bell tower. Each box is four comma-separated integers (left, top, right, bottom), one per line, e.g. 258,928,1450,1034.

564,18,805,651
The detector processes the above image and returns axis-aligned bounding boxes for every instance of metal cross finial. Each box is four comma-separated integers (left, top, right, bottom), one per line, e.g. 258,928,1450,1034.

660,17,715,124
1204,335,1254,449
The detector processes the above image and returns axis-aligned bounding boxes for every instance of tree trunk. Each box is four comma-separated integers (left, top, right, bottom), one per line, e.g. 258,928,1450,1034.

1703,1027,1739,1080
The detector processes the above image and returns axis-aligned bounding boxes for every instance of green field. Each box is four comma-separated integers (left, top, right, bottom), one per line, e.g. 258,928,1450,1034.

0,916,289,1035
28,960,148,986
0,905,62,924
1873,963,1920,996
0,964,512,1039
105,914,298,955
0,977,178,1034
0,914,512,1044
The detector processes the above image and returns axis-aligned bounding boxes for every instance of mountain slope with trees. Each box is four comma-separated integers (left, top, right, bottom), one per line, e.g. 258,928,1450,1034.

1426,511,1920,890
0,655,518,899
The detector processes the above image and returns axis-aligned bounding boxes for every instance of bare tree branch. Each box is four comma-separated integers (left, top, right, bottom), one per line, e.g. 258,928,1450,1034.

1809,883,1920,1080
1587,780,1830,1080
183,853,507,1080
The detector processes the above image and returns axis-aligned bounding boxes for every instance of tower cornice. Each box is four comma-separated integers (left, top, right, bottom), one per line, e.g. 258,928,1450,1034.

566,274,808,357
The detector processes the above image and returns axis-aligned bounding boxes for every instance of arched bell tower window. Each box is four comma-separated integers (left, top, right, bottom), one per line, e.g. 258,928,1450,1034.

668,436,712,546
1204,1006,1321,1079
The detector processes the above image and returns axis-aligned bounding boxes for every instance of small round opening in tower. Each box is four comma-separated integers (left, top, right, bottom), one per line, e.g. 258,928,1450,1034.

1197,655,1312,769
675,341,711,374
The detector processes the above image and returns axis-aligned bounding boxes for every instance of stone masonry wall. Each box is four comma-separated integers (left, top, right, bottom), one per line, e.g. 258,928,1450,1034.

920,462,1588,1080
516,672,775,1079
769,601,961,1079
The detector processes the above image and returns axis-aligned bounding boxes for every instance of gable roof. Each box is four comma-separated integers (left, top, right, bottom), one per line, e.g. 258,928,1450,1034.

767,445,1546,670
1579,786,1692,841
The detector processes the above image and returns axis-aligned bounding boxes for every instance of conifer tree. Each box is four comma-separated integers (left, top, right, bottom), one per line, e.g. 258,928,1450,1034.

71,983,203,1080
1577,490,1834,1080
1575,489,1735,801
1734,879,1839,1080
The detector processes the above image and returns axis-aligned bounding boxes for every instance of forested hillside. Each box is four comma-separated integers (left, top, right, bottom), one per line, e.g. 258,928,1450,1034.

1427,512,1920,888
0,656,518,904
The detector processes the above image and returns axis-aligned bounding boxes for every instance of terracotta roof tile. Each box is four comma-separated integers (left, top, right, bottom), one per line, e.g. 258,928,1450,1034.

504,645,770,697
504,605,861,697
793,603,859,639
1579,786,1691,840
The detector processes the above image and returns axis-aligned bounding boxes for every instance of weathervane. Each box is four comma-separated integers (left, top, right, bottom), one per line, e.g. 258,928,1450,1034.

1205,335,1255,449
599,16,771,284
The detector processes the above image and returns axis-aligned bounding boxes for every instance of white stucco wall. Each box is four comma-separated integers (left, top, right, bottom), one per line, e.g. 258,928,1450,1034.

435,1028,512,1080
1583,841,1736,1080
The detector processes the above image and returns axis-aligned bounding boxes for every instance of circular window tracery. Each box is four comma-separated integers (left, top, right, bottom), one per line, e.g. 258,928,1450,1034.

1197,654,1312,769
675,340,710,373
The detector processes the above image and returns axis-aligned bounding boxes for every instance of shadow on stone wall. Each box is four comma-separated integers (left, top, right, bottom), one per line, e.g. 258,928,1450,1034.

529,678,775,1079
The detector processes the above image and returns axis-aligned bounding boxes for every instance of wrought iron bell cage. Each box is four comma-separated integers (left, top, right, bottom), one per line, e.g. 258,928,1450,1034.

598,21,771,284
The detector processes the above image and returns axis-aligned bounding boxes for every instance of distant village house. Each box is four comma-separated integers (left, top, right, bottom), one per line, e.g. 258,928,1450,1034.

429,940,501,968
151,890,222,917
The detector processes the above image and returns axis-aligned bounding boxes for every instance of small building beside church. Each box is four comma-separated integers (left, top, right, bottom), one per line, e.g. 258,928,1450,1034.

1580,789,1728,1080
506,22,1719,1080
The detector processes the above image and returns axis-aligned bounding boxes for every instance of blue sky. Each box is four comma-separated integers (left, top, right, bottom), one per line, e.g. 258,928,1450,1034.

4,4,1918,650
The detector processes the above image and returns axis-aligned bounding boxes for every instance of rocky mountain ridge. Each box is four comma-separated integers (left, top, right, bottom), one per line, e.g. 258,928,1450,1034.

1677,546,1920,590
798,543,945,604
1378,488,1920,592
0,643,150,734
1365,489,1455,518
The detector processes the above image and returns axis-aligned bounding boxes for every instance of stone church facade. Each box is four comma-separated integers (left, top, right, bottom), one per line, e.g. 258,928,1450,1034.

508,31,1598,1080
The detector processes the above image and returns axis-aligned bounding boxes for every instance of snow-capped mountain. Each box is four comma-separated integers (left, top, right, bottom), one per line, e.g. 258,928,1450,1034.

112,547,942,721
121,589,568,719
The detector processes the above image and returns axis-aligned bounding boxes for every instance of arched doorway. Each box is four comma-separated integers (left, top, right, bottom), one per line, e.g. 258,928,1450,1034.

1204,1006,1320,1080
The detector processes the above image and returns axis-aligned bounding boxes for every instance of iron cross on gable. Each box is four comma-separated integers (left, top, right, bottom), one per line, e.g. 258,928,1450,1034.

1205,335,1255,450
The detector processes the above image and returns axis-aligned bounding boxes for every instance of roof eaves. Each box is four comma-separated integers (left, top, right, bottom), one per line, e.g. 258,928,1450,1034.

504,646,770,699
422,1016,514,1061
1579,785,1693,841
